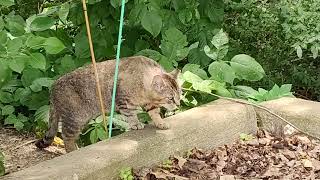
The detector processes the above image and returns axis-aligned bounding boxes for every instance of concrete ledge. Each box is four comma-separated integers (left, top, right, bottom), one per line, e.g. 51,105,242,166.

2,99,257,180
257,97,320,138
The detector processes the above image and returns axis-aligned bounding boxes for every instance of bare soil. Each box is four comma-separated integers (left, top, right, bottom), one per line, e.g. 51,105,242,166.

0,127,64,175
134,130,320,180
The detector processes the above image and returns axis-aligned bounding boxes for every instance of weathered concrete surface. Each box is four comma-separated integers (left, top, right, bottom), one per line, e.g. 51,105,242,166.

2,99,257,180
256,97,320,138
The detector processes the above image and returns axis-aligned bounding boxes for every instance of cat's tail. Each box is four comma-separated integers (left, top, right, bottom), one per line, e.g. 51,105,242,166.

35,108,59,149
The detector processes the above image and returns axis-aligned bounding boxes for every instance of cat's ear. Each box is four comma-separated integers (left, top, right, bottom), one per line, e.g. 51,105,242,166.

151,75,165,92
169,69,180,79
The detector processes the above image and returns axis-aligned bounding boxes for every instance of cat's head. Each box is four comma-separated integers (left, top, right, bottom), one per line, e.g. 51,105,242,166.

151,69,182,111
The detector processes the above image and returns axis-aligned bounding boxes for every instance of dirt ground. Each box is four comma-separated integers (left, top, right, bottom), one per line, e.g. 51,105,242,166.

134,130,320,180
0,127,64,175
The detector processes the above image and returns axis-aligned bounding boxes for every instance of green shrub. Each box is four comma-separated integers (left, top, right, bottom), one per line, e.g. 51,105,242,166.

0,0,294,146
224,0,320,100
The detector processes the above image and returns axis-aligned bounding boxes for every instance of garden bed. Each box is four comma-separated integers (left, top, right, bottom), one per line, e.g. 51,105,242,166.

0,127,64,175
133,130,320,179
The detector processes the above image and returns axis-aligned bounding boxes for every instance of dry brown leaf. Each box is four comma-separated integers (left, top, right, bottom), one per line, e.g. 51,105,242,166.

219,175,235,180
302,159,313,170
174,155,187,169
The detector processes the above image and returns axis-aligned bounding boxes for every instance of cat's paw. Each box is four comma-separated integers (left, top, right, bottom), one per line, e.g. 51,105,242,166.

129,122,145,130
154,121,170,130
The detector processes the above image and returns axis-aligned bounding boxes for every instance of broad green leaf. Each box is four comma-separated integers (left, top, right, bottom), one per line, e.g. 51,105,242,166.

266,84,281,100
5,15,25,36
1,105,14,115
182,71,203,84
188,48,212,67
208,80,226,91
34,105,50,123
26,35,46,49
44,37,66,54
205,0,224,25
30,16,56,31
9,54,29,73
279,84,293,95
215,86,232,97
90,128,98,143
141,11,162,37
128,4,147,26
58,3,70,23
30,78,54,92
14,88,31,104
97,126,107,140
0,61,12,88
178,9,192,24
74,32,90,58
0,78,21,93
135,40,150,52
7,38,22,55
0,91,13,103
232,85,258,99
159,57,175,71
21,68,44,87
0,30,8,45
94,115,104,124
216,45,229,60
4,114,17,125
161,28,189,62
204,45,217,60
0,0,14,7
208,61,236,84
230,54,265,81
211,29,229,49
17,113,28,122
23,90,49,110
135,49,164,61
0,44,5,54
39,5,59,16
182,64,208,79
29,53,46,70
14,121,24,131
58,55,76,74
193,80,212,93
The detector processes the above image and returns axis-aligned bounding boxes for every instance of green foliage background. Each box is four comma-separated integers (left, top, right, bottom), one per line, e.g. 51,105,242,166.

224,0,320,100
0,0,317,147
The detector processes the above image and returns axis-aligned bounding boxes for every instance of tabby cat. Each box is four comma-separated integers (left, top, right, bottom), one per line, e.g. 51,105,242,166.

35,56,181,152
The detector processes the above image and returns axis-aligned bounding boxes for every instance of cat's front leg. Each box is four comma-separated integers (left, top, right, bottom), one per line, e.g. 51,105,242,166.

148,108,170,130
119,108,144,130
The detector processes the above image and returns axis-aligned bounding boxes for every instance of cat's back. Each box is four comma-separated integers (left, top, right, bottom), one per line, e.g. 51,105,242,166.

52,56,161,90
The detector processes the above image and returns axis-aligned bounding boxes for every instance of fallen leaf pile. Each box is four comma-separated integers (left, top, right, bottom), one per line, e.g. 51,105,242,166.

133,130,320,179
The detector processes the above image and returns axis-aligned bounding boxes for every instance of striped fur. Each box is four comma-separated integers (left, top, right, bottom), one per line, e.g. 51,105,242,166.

35,56,181,152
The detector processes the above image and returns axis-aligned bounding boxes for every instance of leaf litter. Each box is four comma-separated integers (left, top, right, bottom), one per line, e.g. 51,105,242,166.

133,129,320,179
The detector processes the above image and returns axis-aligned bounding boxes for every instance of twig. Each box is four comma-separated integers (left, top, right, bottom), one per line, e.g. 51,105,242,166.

8,139,37,151
183,88,320,141
81,0,108,132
